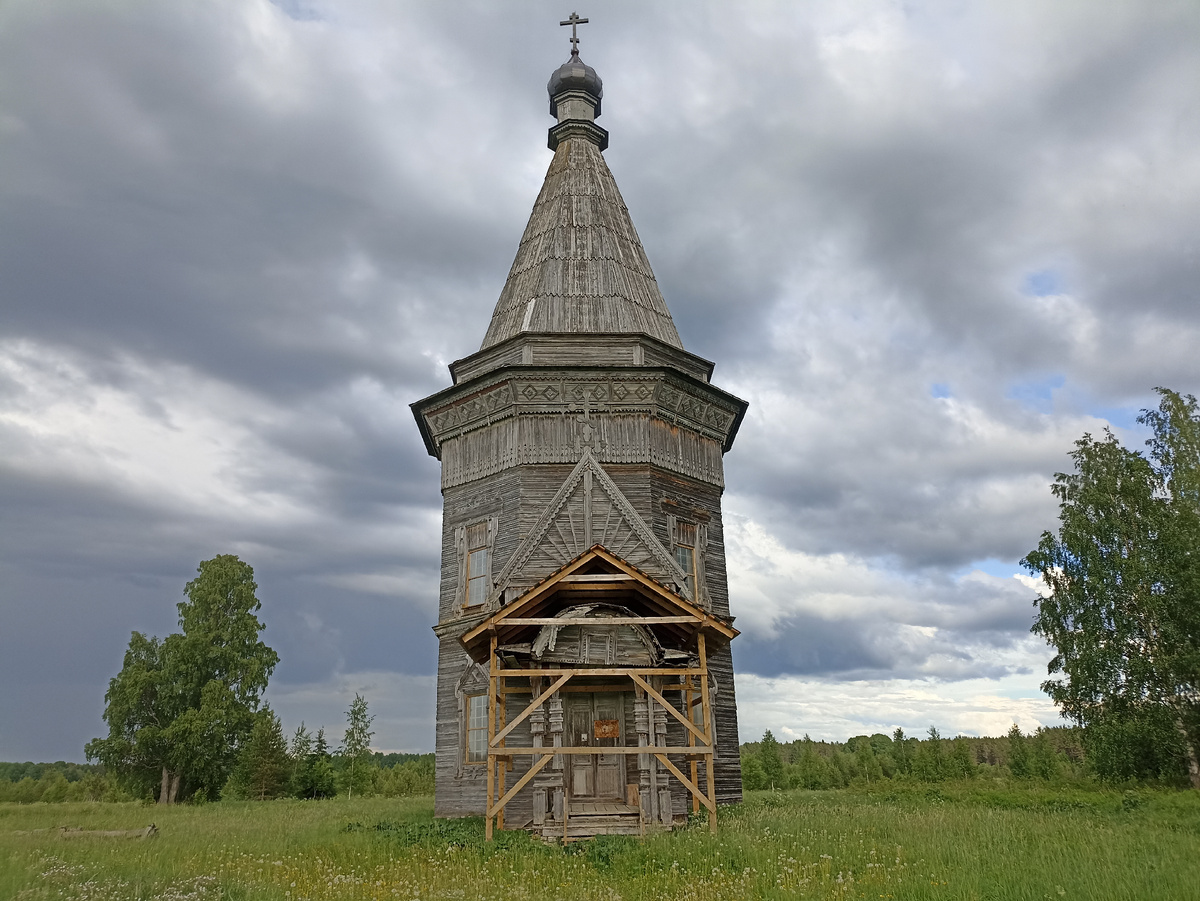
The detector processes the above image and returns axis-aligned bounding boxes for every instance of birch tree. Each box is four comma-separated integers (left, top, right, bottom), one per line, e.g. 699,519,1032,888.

87,555,278,802
1023,389,1200,788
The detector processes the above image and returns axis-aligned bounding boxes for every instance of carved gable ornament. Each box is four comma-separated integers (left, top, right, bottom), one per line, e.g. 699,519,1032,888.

486,448,693,609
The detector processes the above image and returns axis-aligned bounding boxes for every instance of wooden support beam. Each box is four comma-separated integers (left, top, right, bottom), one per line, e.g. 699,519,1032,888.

491,673,572,746
495,666,706,677
654,753,715,814
559,574,637,582
687,680,698,815
698,633,717,834
486,753,553,818
531,582,645,592
497,672,507,831
497,616,700,626
489,745,712,756
629,673,709,746
485,634,497,842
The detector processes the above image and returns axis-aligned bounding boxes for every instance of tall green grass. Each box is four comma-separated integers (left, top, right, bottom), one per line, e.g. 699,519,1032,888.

3,782,1197,900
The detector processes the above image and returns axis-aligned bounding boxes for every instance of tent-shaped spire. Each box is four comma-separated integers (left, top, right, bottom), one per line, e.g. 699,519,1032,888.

479,55,684,351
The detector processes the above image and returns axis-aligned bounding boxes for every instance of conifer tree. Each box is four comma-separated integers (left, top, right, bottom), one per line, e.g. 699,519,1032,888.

228,707,290,800
948,737,976,779
1031,729,1060,781
1007,724,1031,778
758,729,785,790
289,723,314,798
892,727,912,775
309,728,336,799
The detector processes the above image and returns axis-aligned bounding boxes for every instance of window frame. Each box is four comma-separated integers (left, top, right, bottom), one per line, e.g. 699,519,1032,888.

464,692,488,765
673,520,697,599
458,519,495,611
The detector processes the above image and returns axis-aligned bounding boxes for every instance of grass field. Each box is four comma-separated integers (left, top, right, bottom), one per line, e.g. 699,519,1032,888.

3,782,1198,900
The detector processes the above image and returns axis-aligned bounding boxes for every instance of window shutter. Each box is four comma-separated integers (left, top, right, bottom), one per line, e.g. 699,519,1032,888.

454,526,468,608
695,523,710,608
486,516,499,604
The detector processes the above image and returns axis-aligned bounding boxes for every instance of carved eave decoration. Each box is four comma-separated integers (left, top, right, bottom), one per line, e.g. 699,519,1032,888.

410,363,748,461
459,544,737,663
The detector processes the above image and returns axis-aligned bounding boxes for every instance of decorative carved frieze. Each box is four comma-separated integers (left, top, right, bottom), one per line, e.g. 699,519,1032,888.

420,369,740,489
421,370,740,450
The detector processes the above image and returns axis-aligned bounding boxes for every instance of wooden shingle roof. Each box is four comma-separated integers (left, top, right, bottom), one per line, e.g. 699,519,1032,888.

480,137,684,350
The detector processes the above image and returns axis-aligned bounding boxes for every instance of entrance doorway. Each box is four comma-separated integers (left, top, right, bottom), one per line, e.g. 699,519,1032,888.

565,692,625,800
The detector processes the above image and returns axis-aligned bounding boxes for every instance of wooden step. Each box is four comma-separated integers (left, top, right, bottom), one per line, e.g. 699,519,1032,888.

539,809,654,842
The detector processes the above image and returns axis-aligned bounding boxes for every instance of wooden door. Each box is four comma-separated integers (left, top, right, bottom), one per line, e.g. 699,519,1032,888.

593,692,624,799
566,692,625,800
567,697,594,797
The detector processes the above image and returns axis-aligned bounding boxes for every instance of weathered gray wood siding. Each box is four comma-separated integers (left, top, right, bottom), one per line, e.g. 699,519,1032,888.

480,139,684,351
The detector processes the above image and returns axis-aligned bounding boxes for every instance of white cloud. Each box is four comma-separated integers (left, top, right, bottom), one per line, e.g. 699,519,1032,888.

736,668,1063,744
3,0,1200,759
0,339,322,523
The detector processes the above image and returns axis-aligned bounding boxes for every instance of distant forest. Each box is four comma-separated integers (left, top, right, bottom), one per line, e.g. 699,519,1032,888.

2,721,1188,804
0,750,434,804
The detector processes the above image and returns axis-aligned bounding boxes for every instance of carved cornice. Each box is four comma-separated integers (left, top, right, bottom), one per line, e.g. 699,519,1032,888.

413,368,744,457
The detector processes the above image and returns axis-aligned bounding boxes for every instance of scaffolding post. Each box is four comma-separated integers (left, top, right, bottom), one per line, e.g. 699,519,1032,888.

485,634,497,841
698,633,717,833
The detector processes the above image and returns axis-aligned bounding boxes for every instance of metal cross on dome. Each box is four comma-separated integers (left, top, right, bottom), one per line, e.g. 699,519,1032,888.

560,11,588,55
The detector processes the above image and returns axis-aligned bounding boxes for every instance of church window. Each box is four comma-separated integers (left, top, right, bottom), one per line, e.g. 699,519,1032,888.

674,521,697,598
582,629,613,664
465,693,488,763
464,521,491,608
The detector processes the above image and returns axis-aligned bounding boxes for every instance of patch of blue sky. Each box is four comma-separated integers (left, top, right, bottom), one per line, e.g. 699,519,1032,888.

1089,404,1151,435
930,382,952,399
270,0,326,21
1021,268,1063,297
1005,373,1065,414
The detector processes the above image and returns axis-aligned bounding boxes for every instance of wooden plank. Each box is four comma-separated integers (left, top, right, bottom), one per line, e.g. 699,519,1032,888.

653,753,715,814
491,673,572,746
499,616,699,625
487,753,553,818
629,674,708,746
486,635,497,841
490,745,712,756
494,666,706,677
497,672,507,831
687,680,698,815
699,633,717,833
559,574,637,582
529,582,647,592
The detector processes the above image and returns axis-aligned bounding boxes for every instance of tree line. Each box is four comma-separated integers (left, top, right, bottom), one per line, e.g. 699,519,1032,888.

740,726,1089,791
81,554,432,804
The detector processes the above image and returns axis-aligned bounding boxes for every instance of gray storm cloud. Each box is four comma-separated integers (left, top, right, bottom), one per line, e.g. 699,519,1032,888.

2,0,1199,759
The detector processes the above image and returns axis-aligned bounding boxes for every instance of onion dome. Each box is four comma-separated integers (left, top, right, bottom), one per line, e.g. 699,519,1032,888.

548,54,603,117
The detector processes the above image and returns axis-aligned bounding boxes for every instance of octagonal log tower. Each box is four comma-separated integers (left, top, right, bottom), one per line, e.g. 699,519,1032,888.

412,38,747,839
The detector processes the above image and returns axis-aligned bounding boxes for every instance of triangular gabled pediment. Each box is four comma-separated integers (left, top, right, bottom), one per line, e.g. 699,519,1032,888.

462,545,736,660
486,448,693,610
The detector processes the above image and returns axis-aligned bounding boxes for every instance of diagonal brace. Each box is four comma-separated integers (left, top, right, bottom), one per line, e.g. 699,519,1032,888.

630,673,708,746
491,673,573,747
654,753,715,813
487,753,554,818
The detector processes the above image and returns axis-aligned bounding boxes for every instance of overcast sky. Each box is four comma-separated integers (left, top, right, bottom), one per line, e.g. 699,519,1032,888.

3,0,1199,761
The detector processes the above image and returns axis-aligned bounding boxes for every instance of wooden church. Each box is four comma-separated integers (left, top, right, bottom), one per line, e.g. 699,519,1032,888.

412,19,748,840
